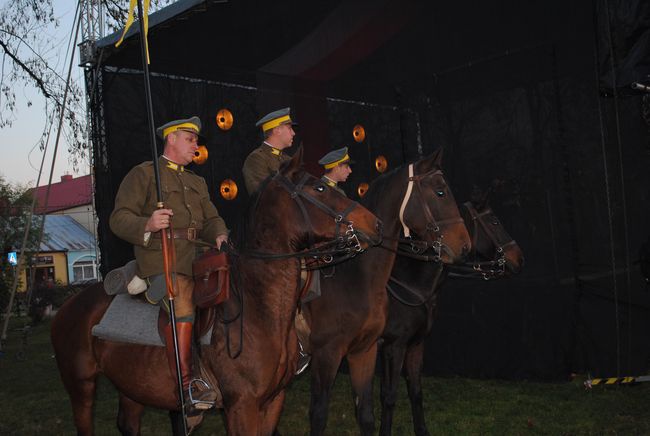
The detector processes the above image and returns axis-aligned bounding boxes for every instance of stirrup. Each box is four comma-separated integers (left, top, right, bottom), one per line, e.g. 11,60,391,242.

187,379,217,410
295,342,311,375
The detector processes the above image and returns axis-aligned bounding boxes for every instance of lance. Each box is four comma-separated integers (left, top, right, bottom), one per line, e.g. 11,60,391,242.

132,1,189,433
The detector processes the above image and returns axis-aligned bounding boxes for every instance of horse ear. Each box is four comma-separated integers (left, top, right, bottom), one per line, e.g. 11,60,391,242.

477,189,490,211
282,145,304,177
418,147,443,172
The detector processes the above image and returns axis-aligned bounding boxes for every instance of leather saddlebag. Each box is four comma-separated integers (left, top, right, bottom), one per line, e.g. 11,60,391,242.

192,249,230,308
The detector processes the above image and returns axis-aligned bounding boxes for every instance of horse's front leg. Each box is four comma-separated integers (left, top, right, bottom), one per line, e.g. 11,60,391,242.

379,340,407,436
225,399,262,436
347,342,380,436
260,390,286,435
404,341,430,436
116,393,145,436
310,348,343,436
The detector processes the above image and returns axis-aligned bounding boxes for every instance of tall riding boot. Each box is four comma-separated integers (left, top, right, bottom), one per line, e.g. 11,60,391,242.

164,322,217,414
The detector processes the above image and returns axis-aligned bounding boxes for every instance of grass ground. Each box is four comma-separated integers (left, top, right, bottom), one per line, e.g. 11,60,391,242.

1,316,649,435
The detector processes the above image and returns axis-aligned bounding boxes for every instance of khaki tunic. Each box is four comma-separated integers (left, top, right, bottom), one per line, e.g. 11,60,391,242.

110,157,228,278
242,143,291,194
321,176,347,197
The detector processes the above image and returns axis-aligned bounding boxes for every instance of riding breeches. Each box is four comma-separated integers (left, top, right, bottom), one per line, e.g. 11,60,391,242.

147,273,195,320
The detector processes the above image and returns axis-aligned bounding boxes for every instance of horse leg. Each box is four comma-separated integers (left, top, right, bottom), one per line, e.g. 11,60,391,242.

62,374,98,436
404,342,430,436
116,393,145,436
224,400,262,436
310,349,342,436
379,341,407,436
52,333,99,435
347,343,379,436
259,390,286,436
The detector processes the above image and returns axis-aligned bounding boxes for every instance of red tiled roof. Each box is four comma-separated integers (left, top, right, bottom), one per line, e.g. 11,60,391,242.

32,174,93,214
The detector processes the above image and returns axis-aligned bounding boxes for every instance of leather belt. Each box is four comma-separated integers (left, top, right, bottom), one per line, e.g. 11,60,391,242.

154,227,197,241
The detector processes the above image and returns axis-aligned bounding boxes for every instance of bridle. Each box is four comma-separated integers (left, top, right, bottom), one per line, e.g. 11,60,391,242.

447,201,517,280
391,164,465,262
243,171,374,266
218,170,375,358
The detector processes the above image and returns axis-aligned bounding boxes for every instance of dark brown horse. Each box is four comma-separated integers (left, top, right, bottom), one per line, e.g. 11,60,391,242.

51,149,382,435
379,199,524,436
301,149,471,436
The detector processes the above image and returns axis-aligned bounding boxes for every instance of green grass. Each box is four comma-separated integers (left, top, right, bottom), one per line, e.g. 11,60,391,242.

1,317,649,435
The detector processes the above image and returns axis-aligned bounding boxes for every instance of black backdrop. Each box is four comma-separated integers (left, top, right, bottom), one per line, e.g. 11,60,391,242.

88,0,650,380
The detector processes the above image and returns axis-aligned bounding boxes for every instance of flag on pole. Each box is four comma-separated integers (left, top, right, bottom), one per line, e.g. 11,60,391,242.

115,0,151,64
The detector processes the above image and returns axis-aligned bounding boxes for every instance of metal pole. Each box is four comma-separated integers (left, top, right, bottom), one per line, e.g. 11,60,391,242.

134,1,187,433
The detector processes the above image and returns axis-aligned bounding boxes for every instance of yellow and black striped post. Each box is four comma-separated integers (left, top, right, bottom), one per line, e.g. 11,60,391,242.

584,375,650,388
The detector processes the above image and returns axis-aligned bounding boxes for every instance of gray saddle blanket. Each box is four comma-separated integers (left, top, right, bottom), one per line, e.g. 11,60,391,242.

91,294,211,346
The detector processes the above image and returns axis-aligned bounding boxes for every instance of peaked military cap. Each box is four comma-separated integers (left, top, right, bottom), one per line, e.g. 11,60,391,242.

156,116,203,140
318,147,352,169
255,107,298,132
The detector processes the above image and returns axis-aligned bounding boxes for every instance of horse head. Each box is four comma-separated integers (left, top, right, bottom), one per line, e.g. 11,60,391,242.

461,200,524,275
254,146,381,255
396,148,471,264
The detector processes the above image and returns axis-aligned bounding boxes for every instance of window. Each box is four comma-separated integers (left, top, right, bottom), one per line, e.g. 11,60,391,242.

73,258,97,283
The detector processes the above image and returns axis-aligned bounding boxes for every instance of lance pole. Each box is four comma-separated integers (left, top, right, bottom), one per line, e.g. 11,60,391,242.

134,1,188,433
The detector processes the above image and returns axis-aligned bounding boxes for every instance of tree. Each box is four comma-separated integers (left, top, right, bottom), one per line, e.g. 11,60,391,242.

0,174,43,312
0,0,172,172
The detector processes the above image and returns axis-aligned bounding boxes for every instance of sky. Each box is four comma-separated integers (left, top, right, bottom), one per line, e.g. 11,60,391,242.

0,1,89,188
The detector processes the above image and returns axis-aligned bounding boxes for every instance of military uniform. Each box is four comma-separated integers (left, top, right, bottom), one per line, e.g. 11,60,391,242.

110,156,228,278
321,175,347,197
318,147,352,197
109,116,224,414
242,143,291,194
242,107,297,194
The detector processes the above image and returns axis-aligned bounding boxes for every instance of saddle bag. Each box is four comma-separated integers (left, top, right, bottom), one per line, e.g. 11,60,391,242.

193,249,230,308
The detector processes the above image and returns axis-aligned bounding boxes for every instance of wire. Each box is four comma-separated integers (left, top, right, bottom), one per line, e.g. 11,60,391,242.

0,1,83,348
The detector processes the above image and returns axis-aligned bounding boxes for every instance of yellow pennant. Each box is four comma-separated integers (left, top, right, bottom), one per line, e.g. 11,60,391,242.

115,0,151,64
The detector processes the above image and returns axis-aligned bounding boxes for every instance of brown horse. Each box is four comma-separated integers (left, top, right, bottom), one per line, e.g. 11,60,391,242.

51,148,382,435
301,149,471,436
379,198,524,436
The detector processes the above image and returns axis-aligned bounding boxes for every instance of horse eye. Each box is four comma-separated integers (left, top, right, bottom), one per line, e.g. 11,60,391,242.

315,185,325,193
436,190,445,197
492,219,499,225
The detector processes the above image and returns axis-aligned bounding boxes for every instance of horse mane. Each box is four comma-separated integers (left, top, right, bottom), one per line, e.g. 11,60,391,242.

232,165,308,250
361,163,409,210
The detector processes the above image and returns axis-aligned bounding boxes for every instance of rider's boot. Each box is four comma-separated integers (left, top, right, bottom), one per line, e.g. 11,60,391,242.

164,321,217,415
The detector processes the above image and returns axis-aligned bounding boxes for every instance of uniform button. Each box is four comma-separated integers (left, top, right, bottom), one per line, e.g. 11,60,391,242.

187,204,191,208
184,187,188,190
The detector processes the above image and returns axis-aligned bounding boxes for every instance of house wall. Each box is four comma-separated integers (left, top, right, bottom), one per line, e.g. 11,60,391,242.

68,250,99,283
52,205,97,235
17,251,69,291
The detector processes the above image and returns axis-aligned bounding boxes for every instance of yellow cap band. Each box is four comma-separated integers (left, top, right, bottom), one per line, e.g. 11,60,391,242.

162,122,200,138
324,154,350,169
262,115,291,132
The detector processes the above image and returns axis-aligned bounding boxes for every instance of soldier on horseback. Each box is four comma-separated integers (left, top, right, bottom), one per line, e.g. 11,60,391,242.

318,146,353,196
242,107,297,194
109,116,228,414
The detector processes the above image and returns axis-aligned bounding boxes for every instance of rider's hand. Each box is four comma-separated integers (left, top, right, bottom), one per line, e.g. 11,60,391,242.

215,234,228,250
145,209,173,232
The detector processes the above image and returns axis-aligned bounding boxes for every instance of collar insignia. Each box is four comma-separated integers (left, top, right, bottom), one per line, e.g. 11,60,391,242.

165,159,184,172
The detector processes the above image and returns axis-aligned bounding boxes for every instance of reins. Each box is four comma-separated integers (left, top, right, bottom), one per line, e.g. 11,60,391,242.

446,202,517,280
210,169,373,358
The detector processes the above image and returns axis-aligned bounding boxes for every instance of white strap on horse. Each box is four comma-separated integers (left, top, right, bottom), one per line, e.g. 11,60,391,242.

398,164,415,238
